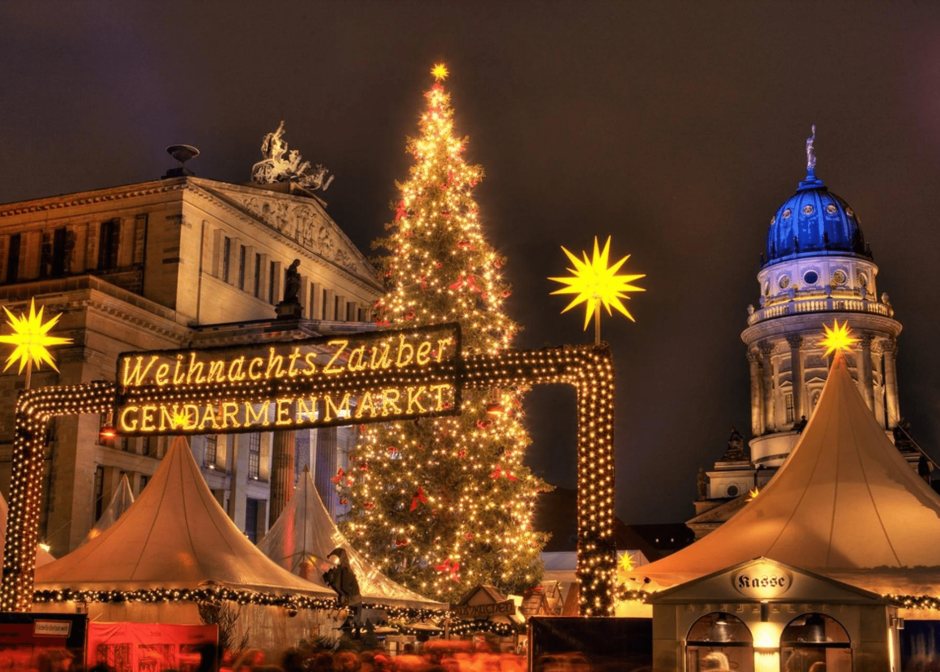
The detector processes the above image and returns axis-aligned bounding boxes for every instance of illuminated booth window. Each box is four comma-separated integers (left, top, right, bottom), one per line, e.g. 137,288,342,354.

780,613,851,672
686,612,754,672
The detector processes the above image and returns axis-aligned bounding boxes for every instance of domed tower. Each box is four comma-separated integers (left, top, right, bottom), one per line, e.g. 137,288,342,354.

741,128,902,469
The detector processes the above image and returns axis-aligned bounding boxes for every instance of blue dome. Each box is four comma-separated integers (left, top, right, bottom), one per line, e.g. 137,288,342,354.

765,174,869,265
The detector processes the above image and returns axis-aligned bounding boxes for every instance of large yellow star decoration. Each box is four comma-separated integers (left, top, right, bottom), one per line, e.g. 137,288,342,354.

549,236,645,341
0,299,71,374
431,63,449,81
819,319,859,358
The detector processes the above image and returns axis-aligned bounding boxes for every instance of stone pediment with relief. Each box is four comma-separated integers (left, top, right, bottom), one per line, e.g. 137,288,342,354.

200,184,378,283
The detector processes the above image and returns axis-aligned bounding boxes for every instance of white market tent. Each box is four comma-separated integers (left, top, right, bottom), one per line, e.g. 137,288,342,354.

33,436,338,651
626,352,940,597
35,435,335,598
258,468,444,610
79,473,134,547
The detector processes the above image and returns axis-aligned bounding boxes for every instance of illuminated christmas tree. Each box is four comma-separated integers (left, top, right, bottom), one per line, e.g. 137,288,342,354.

340,65,548,601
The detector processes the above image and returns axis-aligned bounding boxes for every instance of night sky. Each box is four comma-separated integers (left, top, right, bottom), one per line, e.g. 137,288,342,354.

3,2,940,525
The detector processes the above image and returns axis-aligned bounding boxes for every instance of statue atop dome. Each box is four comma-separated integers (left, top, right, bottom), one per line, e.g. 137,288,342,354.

806,124,817,176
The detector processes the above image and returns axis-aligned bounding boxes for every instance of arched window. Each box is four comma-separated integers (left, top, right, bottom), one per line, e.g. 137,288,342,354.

780,612,851,672
686,612,754,672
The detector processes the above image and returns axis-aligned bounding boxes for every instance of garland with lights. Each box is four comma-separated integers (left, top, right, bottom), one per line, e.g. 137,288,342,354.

32,586,448,620
614,587,940,614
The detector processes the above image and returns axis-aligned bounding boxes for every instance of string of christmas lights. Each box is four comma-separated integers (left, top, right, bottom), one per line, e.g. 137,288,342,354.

341,66,548,607
2,345,618,616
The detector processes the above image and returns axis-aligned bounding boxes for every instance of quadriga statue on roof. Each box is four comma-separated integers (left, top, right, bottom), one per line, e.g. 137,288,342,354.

251,121,335,191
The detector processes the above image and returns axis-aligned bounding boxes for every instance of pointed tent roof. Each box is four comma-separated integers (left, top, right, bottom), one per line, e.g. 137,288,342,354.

627,353,940,595
0,492,54,567
258,468,444,610
35,437,335,598
79,473,134,547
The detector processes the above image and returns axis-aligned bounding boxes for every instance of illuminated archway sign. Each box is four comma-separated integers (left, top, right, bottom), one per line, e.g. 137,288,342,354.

1,323,617,616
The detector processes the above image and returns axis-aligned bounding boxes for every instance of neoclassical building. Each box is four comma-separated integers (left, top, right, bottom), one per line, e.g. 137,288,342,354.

689,138,911,538
0,150,383,556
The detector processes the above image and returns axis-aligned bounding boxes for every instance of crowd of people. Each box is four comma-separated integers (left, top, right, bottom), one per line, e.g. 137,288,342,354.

223,643,527,672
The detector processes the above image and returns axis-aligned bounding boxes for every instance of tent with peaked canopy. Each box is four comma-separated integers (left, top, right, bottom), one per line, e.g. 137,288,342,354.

34,436,338,651
259,468,444,611
36,436,337,597
79,473,134,547
625,352,940,599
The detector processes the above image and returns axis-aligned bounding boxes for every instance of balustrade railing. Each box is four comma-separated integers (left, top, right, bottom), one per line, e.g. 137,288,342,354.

748,295,892,326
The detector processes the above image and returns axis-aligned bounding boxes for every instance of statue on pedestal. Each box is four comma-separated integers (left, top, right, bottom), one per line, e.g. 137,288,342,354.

722,427,747,462
275,259,303,319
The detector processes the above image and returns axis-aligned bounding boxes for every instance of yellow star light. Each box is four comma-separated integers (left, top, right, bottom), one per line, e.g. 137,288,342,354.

748,487,760,501
819,319,859,357
619,551,636,572
431,63,449,81
0,299,71,374
171,408,196,430
549,236,645,330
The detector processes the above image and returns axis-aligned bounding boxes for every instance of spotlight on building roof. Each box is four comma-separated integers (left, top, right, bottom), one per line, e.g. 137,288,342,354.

162,144,200,179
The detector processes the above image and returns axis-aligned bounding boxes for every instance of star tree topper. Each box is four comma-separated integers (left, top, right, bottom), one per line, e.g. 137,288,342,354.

549,236,645,345
431,63,449,81
819,319,860,358
0,299,71,386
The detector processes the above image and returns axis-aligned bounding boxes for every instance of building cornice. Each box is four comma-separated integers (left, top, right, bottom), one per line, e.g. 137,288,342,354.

742,312,901,346
0,179,189,217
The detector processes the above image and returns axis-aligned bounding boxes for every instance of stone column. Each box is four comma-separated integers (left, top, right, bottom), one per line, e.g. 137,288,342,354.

872,340,887,428
760,342,776,433
882,337,900,428
227,434,250,531
269,430,295,527
786,335,804,424
859,333,875,412
747,349,763,436
314,427,339,518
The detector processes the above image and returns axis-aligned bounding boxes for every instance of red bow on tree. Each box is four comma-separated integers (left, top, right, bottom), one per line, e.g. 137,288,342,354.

410,487,428,512
490,464,518,482
433,558,461,582
395,200,407,221
331,468,346,484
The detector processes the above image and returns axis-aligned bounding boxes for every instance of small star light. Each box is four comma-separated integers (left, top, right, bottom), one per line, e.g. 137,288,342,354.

172,408,195,430
431,63,449,81
748,487,760,501
819,319,860,358
619,551,636,572
0,299,71,381
549,236,645,344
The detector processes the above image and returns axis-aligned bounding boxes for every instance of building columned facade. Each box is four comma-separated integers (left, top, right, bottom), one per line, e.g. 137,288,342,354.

689,143,913,538
0,163,382,556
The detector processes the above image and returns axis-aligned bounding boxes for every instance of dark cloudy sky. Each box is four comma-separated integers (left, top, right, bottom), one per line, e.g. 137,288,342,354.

2,2,940,525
